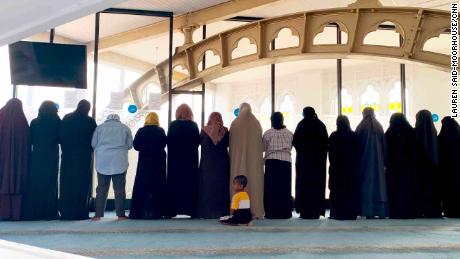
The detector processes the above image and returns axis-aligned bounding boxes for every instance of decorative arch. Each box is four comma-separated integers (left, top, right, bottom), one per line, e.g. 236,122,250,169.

197,49,221,72
422,28,450,55
232,37,258,59
270,27,300,50
150,6,449,93
314,21,349,45
363,20,405,47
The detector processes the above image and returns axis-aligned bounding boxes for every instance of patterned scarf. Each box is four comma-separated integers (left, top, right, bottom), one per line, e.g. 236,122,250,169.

203,112,227,145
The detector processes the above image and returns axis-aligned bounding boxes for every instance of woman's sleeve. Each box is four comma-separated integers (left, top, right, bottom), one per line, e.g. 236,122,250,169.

126,127,134,150
133,129,142,151
262,132,269,153
91,128,98,149
230,194,239,210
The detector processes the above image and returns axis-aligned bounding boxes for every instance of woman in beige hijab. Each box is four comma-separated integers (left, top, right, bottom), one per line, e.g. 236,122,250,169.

229,103,264,218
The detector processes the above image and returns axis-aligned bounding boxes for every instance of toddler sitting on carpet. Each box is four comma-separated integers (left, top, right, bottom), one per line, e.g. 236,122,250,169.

220,175,252,226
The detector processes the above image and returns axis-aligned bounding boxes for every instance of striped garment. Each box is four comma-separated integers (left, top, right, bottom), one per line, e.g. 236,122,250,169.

263,128,293,162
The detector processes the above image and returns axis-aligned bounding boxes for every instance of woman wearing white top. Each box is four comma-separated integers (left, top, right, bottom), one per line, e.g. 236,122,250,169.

263,112,293,219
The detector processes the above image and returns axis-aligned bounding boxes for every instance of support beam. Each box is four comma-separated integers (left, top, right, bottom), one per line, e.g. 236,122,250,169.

89,0,280,52
92,12,100,119
98,52,153,72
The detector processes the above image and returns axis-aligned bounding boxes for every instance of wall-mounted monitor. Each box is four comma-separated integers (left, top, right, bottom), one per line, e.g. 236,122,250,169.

9,41,87,89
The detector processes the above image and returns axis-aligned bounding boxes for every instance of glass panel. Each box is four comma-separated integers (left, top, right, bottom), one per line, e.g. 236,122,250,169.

207,65,271,131
171,93,203,128
275,60,338,198
406,64,450,131
92,14,172,199
0,46,13,107
342,59,401,130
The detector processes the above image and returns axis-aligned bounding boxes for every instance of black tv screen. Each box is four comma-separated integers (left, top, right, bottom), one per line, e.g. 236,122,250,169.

9,41,87,89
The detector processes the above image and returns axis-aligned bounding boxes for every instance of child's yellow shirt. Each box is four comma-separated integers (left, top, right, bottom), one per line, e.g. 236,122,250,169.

231,191,250,210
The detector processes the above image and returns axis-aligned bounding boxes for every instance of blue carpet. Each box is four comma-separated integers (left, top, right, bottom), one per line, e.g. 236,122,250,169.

1,212,460,258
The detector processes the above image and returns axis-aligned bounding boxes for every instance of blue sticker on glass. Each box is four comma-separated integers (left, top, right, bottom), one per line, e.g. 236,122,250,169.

128,104,138,114
234,108,240,117
55,103,59,110
432,113,439,123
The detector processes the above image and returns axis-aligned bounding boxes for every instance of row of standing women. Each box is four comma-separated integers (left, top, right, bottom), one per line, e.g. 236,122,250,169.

0,98,459,221
129,104,460,220
0,99,96,220
330,108,460,219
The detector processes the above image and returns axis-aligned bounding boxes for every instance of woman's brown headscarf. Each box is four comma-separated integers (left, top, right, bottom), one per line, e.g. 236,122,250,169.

175,104,194,121
203,112,227,145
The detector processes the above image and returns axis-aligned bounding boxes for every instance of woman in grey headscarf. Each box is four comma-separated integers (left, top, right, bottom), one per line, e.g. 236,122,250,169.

229,103,264,219
355,107,388,218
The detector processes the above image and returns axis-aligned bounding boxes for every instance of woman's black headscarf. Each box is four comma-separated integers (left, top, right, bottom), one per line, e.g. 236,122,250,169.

303,107,317,119
75,100,91,116
415,109,438,165
38,101,59,121
271,112,285,130
336,115,351,132
388,113,412,132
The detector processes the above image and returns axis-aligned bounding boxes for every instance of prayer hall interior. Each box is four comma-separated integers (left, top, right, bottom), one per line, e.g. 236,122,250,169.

0,0,457,258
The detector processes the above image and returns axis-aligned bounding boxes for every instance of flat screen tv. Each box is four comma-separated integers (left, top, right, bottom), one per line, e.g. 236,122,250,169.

9,41,87,89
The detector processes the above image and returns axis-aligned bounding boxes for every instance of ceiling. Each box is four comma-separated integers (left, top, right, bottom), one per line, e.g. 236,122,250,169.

49,0,452,46
56,14,164,43
1,0,451,47
55,0,233,44
0,0,126,47
0,0,450,80
238,0,451,17
115,0,230,13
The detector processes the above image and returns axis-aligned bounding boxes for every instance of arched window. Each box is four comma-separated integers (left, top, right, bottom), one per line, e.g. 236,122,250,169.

361,85,380,113
260,97,271,130
341,88,353,114
388,82,402,114
280,95,294,129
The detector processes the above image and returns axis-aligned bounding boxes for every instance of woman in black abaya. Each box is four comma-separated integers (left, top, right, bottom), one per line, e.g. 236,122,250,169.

415,110,442,218
130,112,167,219
166,104,200,218
385,113,418,219
356,107,388,218
59,100,97,220
25,101,61,220
197,112,230,219
293,107,328,219
328,115,361,220
0,98,30,221
439,116,460,217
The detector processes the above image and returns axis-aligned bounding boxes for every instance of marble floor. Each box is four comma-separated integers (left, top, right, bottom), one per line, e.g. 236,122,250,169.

1,212,460,258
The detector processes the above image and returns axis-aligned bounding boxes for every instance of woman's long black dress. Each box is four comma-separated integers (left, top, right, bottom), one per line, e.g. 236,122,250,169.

166,120,200,217
26,115,61,220
293,116,328,219
129,125,167,219
415,111,442,218
197,132,230,219
439,117,460,217
328,129,361,220
264,159,292,219
59,109,97,220
385,116,418,219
